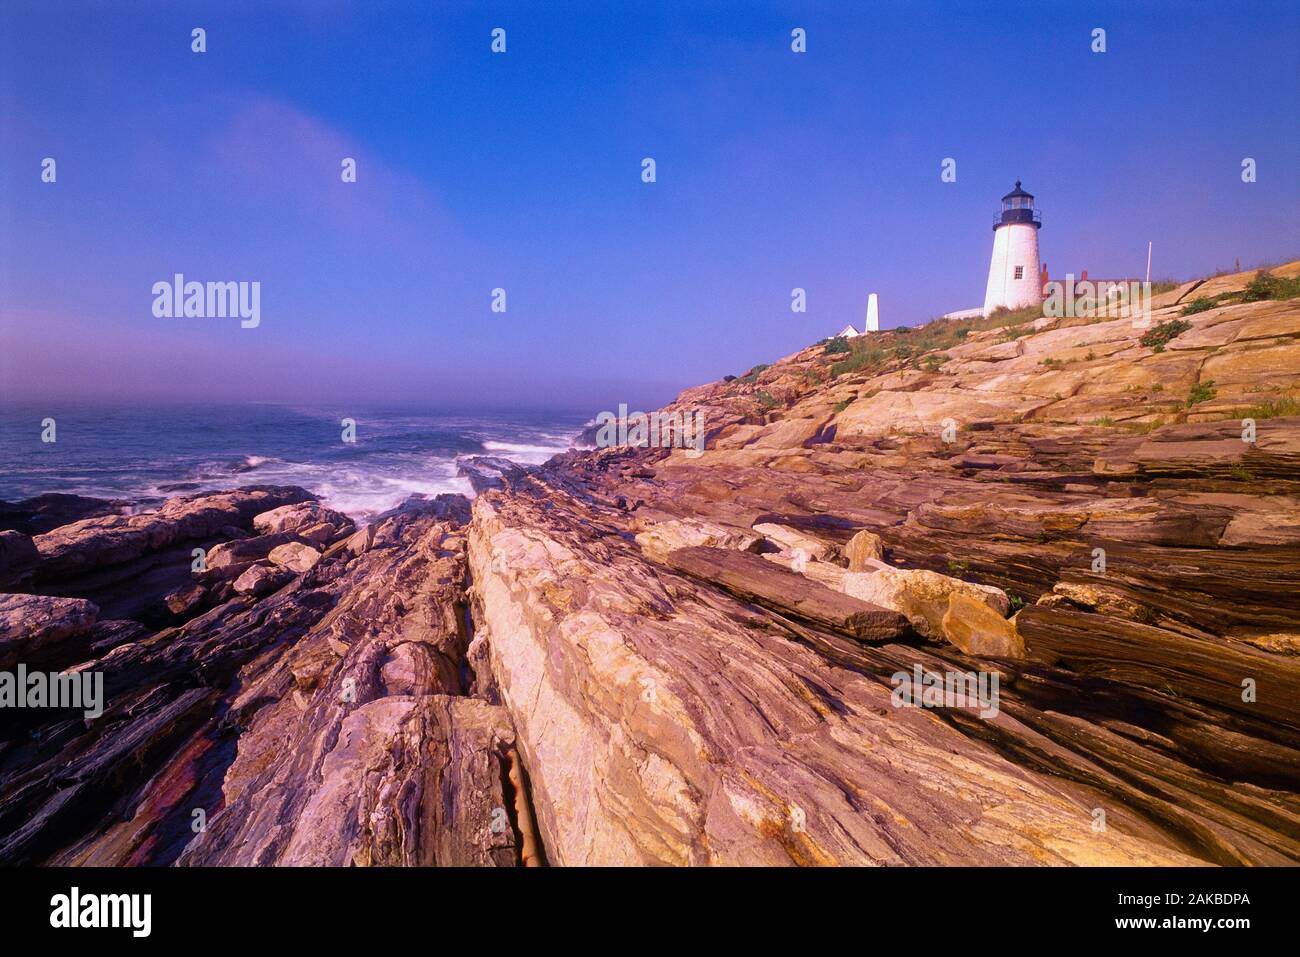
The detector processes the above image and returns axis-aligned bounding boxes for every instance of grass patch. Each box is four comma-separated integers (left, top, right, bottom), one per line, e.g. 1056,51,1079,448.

738,363,769,383
1238,395,1300,419
1177,271,1299,320
1123,417,1167,434
830,342,887,378
755,390,781,409
807,303,1046,381
833,397,854,413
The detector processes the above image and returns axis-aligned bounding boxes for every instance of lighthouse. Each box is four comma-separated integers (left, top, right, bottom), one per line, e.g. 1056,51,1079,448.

982,181,1042,315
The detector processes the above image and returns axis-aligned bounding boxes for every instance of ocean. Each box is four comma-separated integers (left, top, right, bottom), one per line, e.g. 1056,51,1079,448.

0,405,587,520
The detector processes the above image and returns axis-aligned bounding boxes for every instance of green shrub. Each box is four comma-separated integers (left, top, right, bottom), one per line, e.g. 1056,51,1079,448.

823,337,851,354
833,397,854,413
1241,270,1300,302
1140,318,1192,351
739,363,769,383
1187,380,1216,407
1181,297,1214,316
755,390,780,409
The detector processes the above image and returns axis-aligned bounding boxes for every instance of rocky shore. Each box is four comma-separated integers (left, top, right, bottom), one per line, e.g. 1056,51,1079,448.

2,262,1298,866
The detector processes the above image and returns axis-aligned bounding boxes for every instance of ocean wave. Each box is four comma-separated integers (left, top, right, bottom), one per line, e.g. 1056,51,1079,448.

0,409,587,521
311,473,475,520
480,439,573,464
230,454,285,473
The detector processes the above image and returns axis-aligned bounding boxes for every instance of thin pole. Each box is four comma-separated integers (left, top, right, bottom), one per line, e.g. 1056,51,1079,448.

1145,242,1152,283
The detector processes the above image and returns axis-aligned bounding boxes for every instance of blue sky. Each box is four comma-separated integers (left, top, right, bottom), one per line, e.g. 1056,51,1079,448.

2,0,1296,411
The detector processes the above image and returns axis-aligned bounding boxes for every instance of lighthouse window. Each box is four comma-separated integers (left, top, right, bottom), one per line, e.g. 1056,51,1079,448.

1014,266,1024,279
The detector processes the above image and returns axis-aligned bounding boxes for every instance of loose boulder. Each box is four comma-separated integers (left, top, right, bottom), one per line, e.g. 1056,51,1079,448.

941,593,1025,658
752,522,838,560
268,542,322,574
844,530,884,571
842,565,1009,639
635,519,760,564
233,563,295,597
205,534,292,574
253,502,353,543
164,582,208,617
0,593,100,669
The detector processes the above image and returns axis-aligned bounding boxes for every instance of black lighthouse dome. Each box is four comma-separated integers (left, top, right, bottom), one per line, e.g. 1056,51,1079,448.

994,180,1042,230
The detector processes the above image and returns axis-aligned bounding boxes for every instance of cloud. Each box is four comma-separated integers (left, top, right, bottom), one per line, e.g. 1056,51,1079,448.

206,94,464,252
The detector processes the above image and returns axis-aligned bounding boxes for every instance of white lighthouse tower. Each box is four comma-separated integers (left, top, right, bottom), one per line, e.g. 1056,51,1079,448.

982,181,1042,315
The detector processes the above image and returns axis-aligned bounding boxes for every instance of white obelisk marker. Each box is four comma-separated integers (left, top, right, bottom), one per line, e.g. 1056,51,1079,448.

865,293,879,332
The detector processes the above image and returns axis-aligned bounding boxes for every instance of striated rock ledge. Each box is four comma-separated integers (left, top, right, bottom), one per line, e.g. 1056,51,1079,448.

2,262,1299,866
467,484,1199,864
0,491,523,867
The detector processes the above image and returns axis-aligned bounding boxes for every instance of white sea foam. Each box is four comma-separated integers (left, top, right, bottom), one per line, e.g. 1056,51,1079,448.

0,410,586,523
480,439,572,464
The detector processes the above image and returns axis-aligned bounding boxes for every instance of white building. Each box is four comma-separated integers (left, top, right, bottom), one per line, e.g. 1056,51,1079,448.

982,180,1043,315
831,294,880,339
